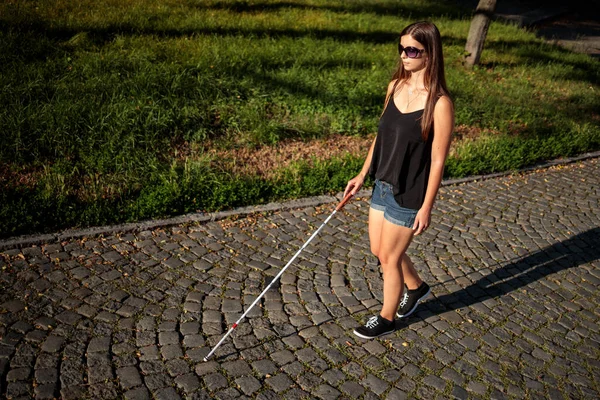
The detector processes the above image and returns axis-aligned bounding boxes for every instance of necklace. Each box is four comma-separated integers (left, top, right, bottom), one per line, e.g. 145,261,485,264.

405,85,421,110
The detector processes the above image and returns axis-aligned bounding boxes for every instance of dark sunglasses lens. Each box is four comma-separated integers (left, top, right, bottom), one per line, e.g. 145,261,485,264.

405,47,419,58
398,45,419,58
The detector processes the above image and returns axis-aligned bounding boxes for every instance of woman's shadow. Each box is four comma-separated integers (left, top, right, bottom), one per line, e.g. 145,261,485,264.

404,227,600,322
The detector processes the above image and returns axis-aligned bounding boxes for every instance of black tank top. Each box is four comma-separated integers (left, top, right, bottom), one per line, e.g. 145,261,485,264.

369,99,433,210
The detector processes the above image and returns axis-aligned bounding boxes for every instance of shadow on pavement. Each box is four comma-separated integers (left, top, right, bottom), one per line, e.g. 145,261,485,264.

420,227,600,318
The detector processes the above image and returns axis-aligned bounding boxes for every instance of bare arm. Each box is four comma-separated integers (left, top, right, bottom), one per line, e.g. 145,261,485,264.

344,136,377,197
412,95,454,235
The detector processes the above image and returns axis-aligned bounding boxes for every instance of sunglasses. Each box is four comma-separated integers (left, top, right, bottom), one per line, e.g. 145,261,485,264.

398,44,425,58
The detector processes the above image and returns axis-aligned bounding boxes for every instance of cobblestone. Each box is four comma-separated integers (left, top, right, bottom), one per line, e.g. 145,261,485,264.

117,366,143,390
0,159,599,398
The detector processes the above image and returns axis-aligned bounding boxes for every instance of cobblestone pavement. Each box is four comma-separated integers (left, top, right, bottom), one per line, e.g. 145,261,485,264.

1,158,599,400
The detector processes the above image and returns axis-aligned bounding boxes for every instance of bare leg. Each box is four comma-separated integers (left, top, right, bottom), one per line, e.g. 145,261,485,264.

401,254,423,290
376,220,414,321
368,208,384,258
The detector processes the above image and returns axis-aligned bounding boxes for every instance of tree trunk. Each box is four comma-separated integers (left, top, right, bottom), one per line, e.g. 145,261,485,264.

464,0,497,67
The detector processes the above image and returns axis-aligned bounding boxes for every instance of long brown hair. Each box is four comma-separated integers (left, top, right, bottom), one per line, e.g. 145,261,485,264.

387,21,450,141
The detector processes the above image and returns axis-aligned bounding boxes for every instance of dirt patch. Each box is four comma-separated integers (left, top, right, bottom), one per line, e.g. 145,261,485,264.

453,125,484,142
207,134,376,179
208,127,487,178
0,164,42,190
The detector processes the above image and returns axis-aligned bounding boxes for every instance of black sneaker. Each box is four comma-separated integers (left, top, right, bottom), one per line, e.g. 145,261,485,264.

396,282,431,318
353,315,395,339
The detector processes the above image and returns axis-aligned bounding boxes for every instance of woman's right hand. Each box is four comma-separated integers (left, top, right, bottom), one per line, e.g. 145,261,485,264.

344,174,365,198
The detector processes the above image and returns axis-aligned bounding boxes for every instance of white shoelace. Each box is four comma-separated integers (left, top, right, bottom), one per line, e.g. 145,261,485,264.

399,292,409,307
365,316,379,329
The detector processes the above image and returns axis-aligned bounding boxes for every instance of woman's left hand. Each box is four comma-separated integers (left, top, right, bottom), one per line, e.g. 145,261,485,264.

412,207,432,236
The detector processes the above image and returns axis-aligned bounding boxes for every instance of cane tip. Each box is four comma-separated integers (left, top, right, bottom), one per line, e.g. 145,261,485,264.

203,357,208,362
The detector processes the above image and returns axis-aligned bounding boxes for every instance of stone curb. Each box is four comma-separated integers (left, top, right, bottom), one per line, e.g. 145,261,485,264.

1,150,599,251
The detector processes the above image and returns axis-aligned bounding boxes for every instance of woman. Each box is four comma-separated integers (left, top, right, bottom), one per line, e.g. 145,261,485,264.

344,21,454,339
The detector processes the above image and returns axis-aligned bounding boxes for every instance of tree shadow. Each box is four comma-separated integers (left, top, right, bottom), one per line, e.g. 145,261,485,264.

190,0,469,20
0,19,398,49
476,40,600,85
412,227,600,321
239,67,383,112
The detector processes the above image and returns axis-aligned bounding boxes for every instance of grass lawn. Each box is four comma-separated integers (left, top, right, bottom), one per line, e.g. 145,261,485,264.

1,0,599,238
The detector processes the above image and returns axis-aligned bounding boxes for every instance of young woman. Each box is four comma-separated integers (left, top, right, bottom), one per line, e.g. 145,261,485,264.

344,21,454,339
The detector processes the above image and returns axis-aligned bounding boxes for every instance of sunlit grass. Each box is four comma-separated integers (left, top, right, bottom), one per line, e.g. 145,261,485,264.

1,0,598,237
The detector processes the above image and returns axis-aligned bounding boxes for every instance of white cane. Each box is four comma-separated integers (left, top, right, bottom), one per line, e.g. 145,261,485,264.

203,192,354,361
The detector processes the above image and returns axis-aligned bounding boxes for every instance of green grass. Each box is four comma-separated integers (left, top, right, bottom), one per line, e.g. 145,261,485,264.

1,0,599,237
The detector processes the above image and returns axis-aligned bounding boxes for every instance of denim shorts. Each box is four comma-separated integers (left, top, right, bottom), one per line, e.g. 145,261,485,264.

370,180,418,228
